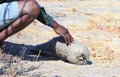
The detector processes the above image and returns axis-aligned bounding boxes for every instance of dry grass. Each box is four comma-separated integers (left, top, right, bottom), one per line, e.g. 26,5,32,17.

0,45,43,77
1,0,120,77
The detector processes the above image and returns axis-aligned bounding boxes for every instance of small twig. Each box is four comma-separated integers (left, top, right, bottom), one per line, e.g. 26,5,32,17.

35,50,41,61
20,44,27,59
8,45,14,55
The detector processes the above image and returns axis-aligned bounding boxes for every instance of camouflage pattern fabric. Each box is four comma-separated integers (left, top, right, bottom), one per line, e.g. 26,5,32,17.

37,7,53,26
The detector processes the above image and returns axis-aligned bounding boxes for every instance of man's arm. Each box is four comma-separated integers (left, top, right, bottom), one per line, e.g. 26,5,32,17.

51,19,73,45
37,7,73,44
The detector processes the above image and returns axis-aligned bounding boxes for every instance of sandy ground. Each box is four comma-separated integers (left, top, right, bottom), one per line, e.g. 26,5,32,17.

0,0,120,77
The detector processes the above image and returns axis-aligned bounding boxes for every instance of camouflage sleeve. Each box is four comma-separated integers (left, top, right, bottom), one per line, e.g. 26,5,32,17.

37,7,53,27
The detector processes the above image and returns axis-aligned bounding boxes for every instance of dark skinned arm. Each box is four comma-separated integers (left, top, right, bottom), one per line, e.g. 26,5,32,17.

51,19,74,45
36,7,74,45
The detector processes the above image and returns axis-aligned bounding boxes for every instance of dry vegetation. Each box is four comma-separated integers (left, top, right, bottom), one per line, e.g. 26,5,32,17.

0,0,120,77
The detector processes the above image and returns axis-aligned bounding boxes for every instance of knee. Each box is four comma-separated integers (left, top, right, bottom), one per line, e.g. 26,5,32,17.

18,0,40,18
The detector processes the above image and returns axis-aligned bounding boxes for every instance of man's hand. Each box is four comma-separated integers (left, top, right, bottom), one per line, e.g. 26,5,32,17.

51,20,74,45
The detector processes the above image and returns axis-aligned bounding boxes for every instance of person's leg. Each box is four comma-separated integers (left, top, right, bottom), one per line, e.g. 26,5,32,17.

0,0,40,41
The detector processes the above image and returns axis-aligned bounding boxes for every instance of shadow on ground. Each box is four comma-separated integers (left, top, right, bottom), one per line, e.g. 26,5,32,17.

2,40,92,64
2,41,57,61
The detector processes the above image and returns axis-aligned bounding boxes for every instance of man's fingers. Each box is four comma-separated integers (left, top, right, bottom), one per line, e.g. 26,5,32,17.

64,34,73,45
54,25,73,45
65,31,74,44
64,36,69,45
66,34,71,45
70,34,74,43
66,32,73,43
61,33,68,44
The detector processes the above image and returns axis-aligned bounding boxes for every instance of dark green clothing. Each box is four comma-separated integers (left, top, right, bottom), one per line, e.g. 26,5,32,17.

37,7,53,26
